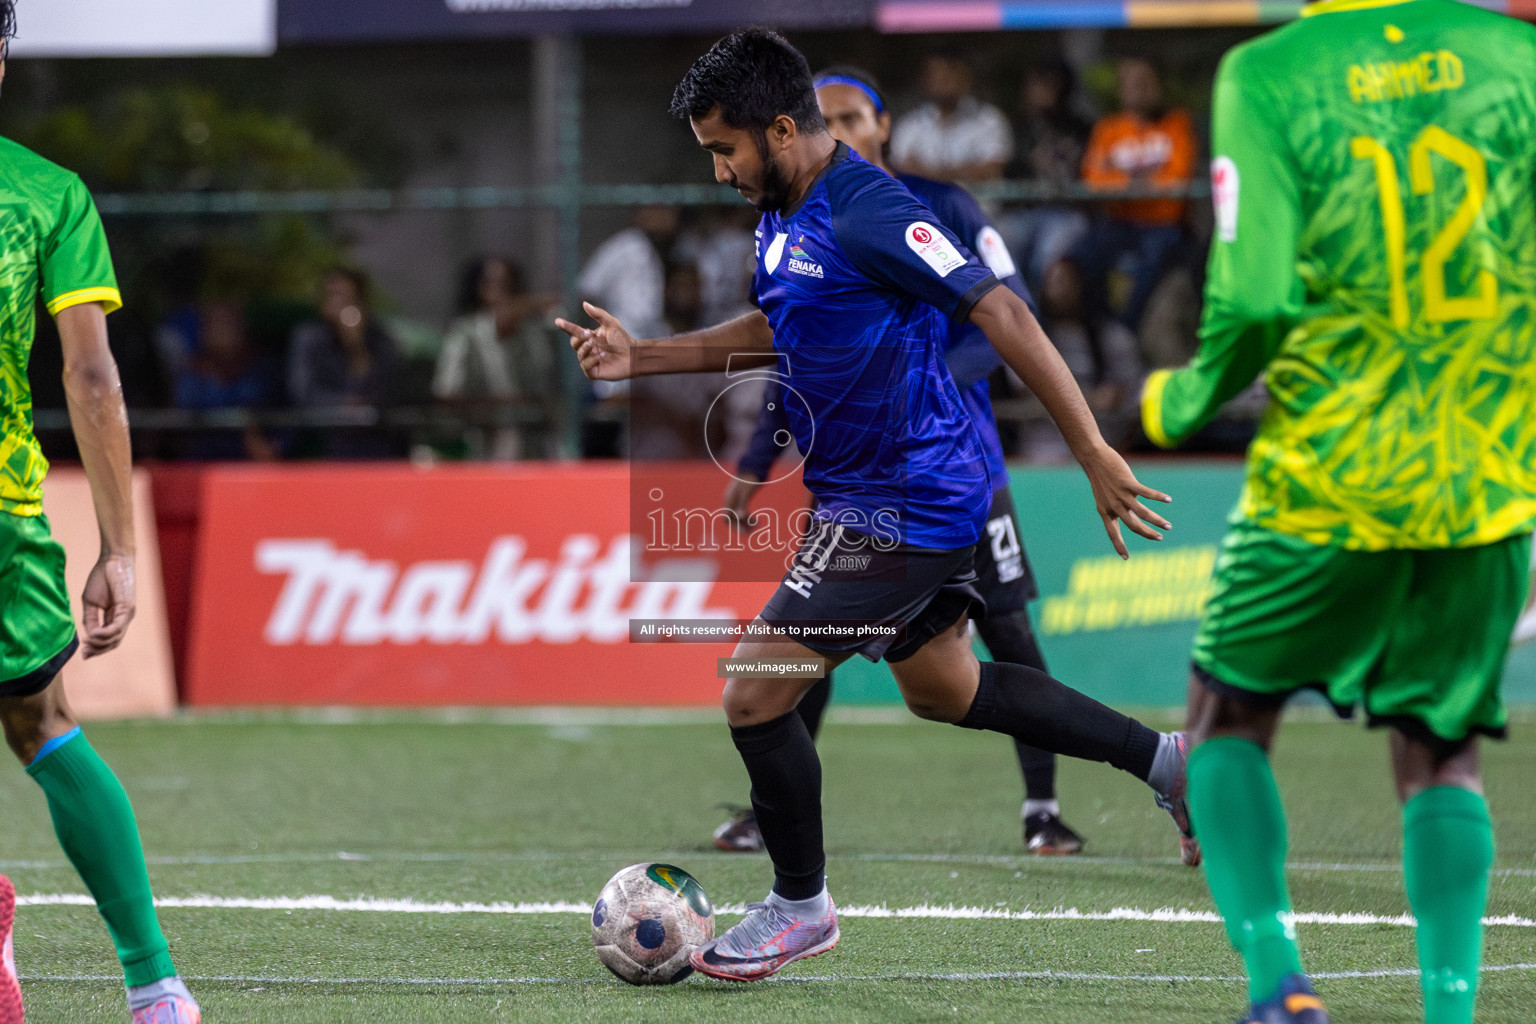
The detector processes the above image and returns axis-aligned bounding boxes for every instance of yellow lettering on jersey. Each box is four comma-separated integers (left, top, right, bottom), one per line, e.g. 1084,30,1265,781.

1347,50,1464,104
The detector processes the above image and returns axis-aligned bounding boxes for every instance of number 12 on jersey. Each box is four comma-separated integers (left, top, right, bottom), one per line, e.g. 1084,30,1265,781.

1351,126,1498,327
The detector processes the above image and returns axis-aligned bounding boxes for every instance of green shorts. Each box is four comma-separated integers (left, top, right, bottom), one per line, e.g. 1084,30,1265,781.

0,513,78,697
1193,520,1531,747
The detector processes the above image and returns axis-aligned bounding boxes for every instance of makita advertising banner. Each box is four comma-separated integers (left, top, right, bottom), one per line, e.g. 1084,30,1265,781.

183,463,792,706
180,460,1536,709
277,0,870,43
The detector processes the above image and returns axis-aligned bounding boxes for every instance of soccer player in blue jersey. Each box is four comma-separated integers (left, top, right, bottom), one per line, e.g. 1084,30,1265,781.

712,64,1088,858
558,29,1193,982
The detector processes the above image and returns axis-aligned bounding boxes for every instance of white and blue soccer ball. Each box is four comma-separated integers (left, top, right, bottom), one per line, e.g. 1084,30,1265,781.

591,862,714,984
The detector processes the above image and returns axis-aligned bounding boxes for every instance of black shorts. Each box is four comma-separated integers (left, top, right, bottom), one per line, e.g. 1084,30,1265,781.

758,520,986,664
973,487,1038,613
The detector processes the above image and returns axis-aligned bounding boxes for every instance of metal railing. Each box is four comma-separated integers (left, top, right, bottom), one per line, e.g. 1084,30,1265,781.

93,180,1212,217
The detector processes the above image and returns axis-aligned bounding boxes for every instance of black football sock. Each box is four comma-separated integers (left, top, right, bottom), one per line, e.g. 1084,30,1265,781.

795,673,834,743
730,711,825,900
975,612,1059,802
957,661,1161,782
1016,744,1058,803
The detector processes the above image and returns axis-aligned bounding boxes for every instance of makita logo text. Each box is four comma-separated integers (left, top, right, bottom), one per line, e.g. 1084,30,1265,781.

256,536,732,646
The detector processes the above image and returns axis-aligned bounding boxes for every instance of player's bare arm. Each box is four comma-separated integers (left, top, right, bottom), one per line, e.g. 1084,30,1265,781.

57,301,135,658
722,472,765,532
969,286,1171,558
556,302,776,381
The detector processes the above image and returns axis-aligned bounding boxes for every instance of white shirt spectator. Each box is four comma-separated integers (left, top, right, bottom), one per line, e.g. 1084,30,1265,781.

432,311,552,400
675,226,757,328
891,97,1014,179
578,226,667,340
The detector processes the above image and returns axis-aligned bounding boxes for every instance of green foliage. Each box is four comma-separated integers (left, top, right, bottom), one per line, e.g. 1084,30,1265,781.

19,85,356,193
12,86,362,308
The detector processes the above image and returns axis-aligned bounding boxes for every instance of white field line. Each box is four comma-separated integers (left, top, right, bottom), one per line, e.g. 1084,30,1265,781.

15,892,1536,928
17,963,1536,987
7,849,1536,878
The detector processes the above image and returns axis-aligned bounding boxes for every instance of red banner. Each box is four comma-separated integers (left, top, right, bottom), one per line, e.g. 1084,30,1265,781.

183,463,801,706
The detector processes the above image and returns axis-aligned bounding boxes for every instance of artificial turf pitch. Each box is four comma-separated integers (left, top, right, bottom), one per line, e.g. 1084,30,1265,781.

2,709,1535,1023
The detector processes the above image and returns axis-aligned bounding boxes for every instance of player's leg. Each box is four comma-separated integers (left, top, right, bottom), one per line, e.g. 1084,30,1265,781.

0,514,197,1023
691,627,850,980
795,672,834,740
971,488,1085,853
887,612,1195,858
1367,537,1527,1024
1393,734,1488,1024
0,677,198,1021
1184,522,1408,1023
711,670,834,853
718,629,846,890
1184,676,1317,1018
974,610,1084,854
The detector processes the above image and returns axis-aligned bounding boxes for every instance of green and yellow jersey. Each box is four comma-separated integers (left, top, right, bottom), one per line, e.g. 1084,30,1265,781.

0,136,120,518
1142,0,1536,550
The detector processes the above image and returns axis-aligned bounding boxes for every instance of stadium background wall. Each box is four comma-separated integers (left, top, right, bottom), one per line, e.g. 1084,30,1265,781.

116,461,1536,710
41,470,177,719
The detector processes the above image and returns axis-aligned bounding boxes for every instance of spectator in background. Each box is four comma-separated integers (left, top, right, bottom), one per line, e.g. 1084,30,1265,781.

629,261,714,460
1000,60,1092,294
288,267,402,458
579,205,680,341
670,208,766,464
173,298,282,460
891,48,1012,183
675,206,758,328
1046,56,1197,373
433,256,558,459
577,205,681,457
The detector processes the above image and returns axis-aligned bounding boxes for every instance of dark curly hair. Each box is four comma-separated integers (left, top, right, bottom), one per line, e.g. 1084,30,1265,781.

669,27,826,139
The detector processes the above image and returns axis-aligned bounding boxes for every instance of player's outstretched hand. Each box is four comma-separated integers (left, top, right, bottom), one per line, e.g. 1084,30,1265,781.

1081,442,1172,559
555,302,637,381
81,552,136,658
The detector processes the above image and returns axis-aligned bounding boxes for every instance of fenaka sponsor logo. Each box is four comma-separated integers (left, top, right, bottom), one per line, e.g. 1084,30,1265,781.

255,535,733,646
786,240,824,279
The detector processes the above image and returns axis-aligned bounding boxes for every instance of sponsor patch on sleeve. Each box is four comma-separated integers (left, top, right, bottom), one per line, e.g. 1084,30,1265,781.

974,226,1017,279
905,221,967,278
1212,156,1239,243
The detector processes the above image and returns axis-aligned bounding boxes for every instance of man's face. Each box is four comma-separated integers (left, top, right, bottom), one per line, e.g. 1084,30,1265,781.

921,57,970,107
321,273,363,327
1118,59,1162,118
1023,70,1063,116
817,84,889,168
690,108,794,213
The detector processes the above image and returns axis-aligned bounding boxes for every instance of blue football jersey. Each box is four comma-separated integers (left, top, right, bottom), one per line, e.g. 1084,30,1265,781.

900,173,1031,492
751,145,1000,549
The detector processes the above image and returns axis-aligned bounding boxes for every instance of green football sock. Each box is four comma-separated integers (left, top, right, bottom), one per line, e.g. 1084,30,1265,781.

1403,786,1493,1024
1187,736,1303,1004
26,728,176,987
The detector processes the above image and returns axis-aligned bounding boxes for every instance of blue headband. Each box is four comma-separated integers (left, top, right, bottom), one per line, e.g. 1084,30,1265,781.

814,75,885,114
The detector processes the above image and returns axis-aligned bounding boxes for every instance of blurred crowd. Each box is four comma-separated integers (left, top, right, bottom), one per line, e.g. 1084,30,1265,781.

53,47,1238,464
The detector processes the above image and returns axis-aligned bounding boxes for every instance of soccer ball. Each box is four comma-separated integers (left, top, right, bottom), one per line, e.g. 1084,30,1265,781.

591,862,714,984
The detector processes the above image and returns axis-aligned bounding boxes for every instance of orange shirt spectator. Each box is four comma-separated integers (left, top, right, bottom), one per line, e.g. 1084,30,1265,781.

1081,61,1196,227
